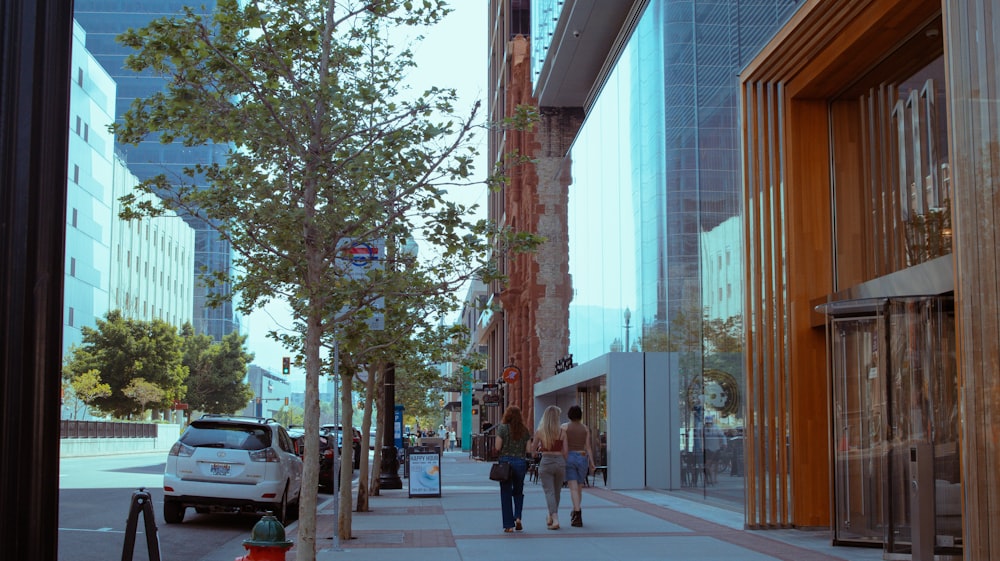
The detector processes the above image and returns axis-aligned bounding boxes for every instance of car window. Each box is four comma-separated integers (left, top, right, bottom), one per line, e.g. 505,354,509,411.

276,426,294,453
180,422,272,450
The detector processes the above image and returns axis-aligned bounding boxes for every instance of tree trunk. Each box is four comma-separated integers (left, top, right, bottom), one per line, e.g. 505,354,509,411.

356,364,378,511
369,366,384,497
296,310,323,561
338,370,353,539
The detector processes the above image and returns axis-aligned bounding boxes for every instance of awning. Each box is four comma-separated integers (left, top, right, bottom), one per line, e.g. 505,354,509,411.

443,401,462,412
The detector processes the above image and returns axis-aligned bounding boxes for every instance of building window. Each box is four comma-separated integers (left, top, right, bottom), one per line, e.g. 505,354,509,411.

83,123,89,142
70,257,76,277
75,116,81,135
77,67,83,86
72,164,79,184
71,208,78,228
68,307,74,327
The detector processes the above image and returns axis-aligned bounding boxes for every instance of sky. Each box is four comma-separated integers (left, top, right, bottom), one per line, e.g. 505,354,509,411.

244,2,489,390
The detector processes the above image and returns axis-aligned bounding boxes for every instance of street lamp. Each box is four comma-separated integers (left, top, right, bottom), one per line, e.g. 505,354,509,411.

378,237,418,490
624,307,631,352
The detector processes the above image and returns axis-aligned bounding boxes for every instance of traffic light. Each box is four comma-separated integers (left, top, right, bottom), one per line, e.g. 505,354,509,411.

281,356,290,375
284,397,289,406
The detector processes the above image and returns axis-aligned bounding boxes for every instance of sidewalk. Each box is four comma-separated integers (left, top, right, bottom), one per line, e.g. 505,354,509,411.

281,451,881,561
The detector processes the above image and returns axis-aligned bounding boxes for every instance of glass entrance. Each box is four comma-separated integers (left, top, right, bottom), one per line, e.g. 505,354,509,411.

831,311,887,545
829,296,961,556
883,297,961,559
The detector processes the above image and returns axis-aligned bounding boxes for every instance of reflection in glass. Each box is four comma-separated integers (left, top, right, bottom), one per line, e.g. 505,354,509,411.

563,0,797,505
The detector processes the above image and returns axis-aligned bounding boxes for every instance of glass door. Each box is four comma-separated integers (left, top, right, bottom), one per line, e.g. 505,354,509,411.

831,313,888,545
884,297,961,559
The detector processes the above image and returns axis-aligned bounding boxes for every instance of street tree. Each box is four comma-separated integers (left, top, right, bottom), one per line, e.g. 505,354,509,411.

122,378,166,418
61,366,112,420
111,2,536,559
63,310,187,419
276,403,305,427
182,326,255,413
310,263,466,531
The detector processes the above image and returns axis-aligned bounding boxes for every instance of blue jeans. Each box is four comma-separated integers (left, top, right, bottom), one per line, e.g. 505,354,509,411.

498,456,528,529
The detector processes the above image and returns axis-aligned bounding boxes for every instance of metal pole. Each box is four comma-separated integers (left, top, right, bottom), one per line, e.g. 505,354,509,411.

330,336,342,550
378,362,402,488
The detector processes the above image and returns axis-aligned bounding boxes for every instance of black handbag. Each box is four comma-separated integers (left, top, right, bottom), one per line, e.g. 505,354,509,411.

489,461,511,482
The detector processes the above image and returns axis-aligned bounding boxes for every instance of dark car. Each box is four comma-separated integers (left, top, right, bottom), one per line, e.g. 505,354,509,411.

320,424,362,470
288,426,350,492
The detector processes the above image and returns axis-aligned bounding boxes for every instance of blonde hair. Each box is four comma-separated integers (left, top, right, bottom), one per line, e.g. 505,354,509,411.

536,405,562,450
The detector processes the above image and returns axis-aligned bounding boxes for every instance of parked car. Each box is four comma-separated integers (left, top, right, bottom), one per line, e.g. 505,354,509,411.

320,424,362,469
162,415,303,524
287,426,306,455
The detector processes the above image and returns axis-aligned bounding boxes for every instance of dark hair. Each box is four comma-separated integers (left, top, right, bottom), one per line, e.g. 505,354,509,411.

567,405,583,421
501,405,529,441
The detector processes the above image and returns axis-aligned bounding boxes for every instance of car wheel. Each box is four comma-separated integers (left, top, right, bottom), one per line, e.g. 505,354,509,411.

275,486,290,525
163,501,185,524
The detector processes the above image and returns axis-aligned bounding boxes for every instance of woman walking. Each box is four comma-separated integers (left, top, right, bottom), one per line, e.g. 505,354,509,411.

563,405,596,526
535,405,567,530
494,405,532,533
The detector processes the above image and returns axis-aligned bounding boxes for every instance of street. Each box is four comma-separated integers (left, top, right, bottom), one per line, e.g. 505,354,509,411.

58,452,347,561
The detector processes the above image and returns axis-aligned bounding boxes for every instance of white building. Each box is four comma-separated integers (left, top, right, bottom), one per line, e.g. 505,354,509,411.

64,20,194,355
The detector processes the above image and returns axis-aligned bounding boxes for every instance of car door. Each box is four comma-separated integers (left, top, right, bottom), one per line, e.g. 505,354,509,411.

276,426,303,498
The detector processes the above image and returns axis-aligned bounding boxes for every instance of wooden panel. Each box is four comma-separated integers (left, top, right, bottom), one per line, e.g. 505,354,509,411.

943,0,1000,558
741,79,764,525
743,0,940,100
785,99,835,528
830,100,868,289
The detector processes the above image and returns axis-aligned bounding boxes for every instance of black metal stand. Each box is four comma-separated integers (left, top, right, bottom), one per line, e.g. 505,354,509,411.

121,488,162,561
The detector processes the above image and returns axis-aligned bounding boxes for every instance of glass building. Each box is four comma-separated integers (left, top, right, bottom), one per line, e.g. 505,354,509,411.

538,0,799,505
74,0,240,341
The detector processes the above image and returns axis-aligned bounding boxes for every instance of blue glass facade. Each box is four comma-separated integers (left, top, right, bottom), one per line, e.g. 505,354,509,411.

567,0,798,361
74,1,240,341
562,0,799,499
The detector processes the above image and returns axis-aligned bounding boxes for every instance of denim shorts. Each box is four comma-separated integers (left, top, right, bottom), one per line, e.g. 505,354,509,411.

565,451,589,482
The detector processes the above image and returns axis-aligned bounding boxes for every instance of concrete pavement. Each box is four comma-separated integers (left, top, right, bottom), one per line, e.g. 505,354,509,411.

266,451,882,561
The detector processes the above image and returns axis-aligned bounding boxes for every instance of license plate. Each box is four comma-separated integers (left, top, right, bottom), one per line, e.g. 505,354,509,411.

211,463,231,476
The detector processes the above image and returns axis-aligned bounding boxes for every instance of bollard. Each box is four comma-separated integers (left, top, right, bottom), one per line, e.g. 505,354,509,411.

234,514,293,561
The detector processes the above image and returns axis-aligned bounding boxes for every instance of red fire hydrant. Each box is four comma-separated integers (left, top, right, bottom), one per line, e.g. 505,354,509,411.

235,514,293,561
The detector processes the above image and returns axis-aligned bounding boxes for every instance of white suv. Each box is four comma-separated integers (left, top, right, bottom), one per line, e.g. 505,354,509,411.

162,415,303,524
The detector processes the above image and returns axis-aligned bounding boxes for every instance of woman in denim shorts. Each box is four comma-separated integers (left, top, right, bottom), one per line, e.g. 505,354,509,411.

562,405,595,527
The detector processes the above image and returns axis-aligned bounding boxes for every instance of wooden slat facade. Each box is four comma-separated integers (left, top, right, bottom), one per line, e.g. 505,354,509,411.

740,0,946,530
943,1,1000,558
